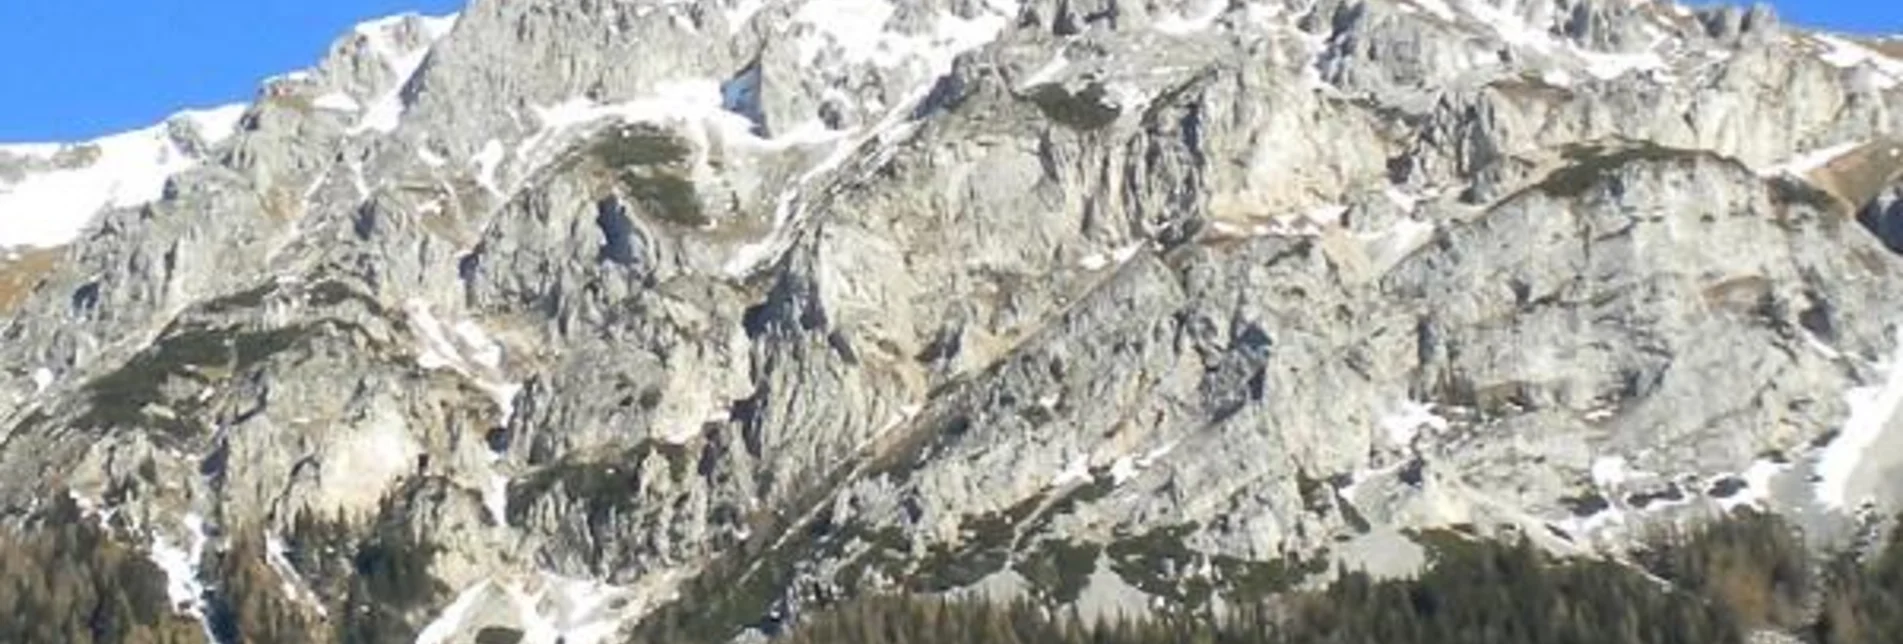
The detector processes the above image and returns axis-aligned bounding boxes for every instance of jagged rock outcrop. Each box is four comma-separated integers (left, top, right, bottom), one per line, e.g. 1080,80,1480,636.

3,0,1903,642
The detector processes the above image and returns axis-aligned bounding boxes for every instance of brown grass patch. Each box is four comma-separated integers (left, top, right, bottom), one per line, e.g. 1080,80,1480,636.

1807,138,1903,210
1488,74,1577,105
0,246,63,314
259,184,304,223
1700,275,1773,316
1854,37,1903,59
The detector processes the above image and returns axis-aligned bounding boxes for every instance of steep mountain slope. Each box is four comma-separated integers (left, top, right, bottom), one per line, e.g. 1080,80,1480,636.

3,0,1903,642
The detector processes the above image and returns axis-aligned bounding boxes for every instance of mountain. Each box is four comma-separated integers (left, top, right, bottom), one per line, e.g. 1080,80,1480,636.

3,0,1903,642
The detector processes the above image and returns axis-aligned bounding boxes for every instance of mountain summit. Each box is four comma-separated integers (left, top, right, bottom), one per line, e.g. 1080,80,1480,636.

4,0,1903,642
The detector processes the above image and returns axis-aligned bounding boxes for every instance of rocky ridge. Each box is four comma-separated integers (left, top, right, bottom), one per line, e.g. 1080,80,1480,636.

3,0,1903,642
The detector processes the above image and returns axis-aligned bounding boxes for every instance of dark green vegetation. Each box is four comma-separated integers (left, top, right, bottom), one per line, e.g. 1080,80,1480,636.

1096,523,1325,608
1025,82,1122,131
1486,72,1576,103
1771,173,1851,216
1637,511,1813,631
80,323,304,435
205,532,324,644
504,440,694,524
632,511,1903,644
584,124,707,227
1531,141,1716,198
1815,517,1903,643
66,276,387,441
13,496,1903,643
204,486,450,644
0,495,200,643
1011,539,1099,604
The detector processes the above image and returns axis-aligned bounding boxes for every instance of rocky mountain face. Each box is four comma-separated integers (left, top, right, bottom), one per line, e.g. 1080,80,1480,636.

4,0,1903,641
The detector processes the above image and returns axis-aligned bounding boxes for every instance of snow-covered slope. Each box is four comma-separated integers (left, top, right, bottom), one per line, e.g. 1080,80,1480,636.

0,105,246,250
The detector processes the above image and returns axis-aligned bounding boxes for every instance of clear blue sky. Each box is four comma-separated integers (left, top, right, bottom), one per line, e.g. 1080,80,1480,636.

1753,1,1903,35
0,0,1897,143
0,0,461,142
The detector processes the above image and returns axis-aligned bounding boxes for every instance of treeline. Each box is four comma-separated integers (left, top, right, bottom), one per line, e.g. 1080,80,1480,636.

756,512,1903,644
1814,516,1903,643
0,485,448,644
0,495,201,644
206,485,449,644
763,535,1739,644
7,499,1903,644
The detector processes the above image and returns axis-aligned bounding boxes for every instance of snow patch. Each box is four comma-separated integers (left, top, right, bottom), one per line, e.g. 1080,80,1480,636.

1079,242,1146,270
406,300,519,426
1558,503,1627,537
722,0,1019,277
726,0,766,29
418,574,646,644
148,514,212,635
1138,440,1180,466
1814,34,1903,88
1762,140,1865,177
877,403,924,436
1050,454,1093,487
1206,220,1266,238
790,0,1011,69
503,575,632,644
176,104,249,144
485,473,511,527
312,92,363,113
453,319,504,369
349,158,371,199
1590,456,1629,487
1462,0,1668,81
1407,0,1458,21
1153,0,1227,35
791,0,896,65
1019,51,1071,89
349,14,458,134
69,490,120,528
0,108,237,248
1378,400,1448,446
1383,187,1421,212
415,580,493,644
1816,328,1903,508
1540,69,1575,86
1105,440,1182,486
417,145,447,168
1577,50,1667,80
418,13,459,40
1717,458,1791,512
722,82,925,277
1464,0,1559,53
1305,203,1349,227
472,139,505,196
1803,331,1844,359
517,78,852,191
30,367,53,394
265,532,329,616
510,79,768,194
1356,217,1436,268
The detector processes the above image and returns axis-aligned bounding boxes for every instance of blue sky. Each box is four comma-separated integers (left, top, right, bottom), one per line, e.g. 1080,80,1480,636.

0,0,1898,143
1759,1,1903,36
0,0,460,142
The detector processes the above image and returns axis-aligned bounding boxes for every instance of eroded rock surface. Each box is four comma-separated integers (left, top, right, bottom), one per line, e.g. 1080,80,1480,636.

4,0,1903,641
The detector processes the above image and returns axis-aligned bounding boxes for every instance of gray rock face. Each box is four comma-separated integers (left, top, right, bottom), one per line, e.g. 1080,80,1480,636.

4,0,1903,641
